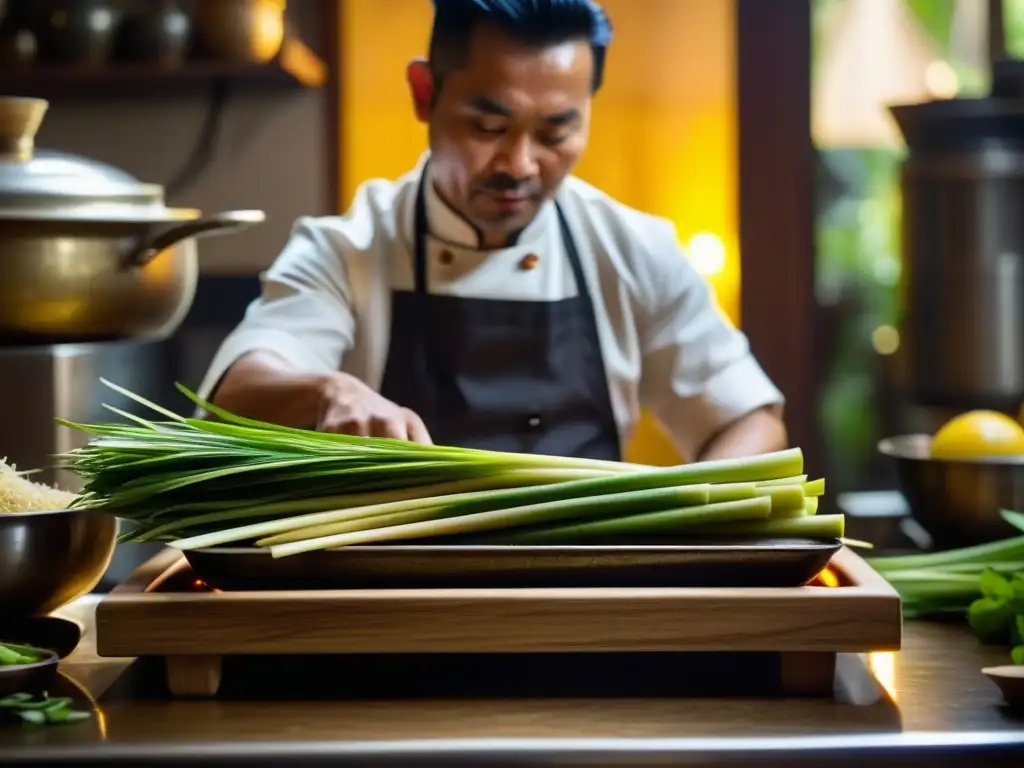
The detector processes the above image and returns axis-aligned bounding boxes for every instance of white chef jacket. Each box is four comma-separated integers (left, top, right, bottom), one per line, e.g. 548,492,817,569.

198,154,784,461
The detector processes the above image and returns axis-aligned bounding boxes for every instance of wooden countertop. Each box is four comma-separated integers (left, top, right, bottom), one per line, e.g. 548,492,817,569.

2,596,1024,766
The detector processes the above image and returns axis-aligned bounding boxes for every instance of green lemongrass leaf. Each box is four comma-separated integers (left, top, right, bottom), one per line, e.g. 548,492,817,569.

840,537,874,550
171,471,714,550
100,377,188,422
107,456,444,503
481,497,772,544
803,478,825,497
100,403,175,432
753,475,808,488
268,485,730,557
754,484,806,512
136,470,608,541
866,536,1024,572
658,514,845,540
174,382,647,474
257,484,715,547
707,482,758,502
769,507,809,521
1002,509,1024,534
879,562,1024,576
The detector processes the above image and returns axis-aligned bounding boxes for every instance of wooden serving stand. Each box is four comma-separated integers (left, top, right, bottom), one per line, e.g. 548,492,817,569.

95,547,902,699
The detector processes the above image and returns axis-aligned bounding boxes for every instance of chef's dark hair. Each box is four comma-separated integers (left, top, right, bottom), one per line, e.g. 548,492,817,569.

428,0,613,94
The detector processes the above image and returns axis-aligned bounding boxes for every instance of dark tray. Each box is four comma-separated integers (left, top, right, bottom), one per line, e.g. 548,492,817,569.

181,538,843,591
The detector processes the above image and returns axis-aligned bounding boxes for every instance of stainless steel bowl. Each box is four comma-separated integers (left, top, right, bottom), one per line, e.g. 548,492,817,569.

878,434,1024,547
0,508,117,618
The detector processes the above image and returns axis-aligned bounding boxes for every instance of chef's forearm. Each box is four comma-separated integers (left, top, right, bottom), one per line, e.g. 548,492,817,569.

696,406,788,462
208,351,331,429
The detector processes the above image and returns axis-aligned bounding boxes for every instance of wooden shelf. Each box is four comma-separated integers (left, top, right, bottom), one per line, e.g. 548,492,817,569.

0,37,327,97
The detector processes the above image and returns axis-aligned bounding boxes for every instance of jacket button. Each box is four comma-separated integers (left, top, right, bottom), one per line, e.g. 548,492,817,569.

527,415,542,428
519,253,539,271
439,250,454,265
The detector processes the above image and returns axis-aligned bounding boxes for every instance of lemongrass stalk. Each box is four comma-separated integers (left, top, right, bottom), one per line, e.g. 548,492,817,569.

755,475,808,488
493,498,773,544
883,561,1024,575
754,484,805,512
125,469,615,542
256,504,476,546
769,507,808,521
707,482,758,502
171,468,717,550
805,496,819,515
803,478,825,497
257,484,714,548
269,485,737,557
764,487,815,520
679,514,845,539
866,535,1024,572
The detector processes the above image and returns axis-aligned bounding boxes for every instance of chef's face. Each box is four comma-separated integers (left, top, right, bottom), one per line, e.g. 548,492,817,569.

408,25,594,246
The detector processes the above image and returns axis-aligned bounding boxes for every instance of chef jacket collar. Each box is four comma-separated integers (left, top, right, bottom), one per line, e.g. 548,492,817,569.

416,152,556,251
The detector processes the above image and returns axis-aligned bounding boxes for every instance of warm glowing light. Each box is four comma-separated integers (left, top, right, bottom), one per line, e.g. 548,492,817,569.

193,577,221,593
868,651,898,700
925,59,959,98
813,0,955,148
817,567,841,587
57,670,108,740
686,232,727,277
872,324,900,355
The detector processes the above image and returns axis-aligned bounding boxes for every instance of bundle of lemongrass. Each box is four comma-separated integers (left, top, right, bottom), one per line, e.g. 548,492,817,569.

56,380,842,559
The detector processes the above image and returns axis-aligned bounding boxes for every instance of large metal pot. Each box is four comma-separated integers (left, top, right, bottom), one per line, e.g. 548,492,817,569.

0,96,265,342
889,96,1024,413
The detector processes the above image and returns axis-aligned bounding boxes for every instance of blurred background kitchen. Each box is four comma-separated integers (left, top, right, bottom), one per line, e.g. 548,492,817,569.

2,0,1023,578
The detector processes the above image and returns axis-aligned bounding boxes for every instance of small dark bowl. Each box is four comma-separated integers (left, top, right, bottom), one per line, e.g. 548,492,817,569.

0,507,117,619
0,642,59,697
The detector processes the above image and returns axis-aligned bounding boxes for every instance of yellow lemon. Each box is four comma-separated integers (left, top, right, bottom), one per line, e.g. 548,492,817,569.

930,410,1024,459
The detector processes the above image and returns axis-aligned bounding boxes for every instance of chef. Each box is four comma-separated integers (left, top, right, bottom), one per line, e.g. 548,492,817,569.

196,0,787,464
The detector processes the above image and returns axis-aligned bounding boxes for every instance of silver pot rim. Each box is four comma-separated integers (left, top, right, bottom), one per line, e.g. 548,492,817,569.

0,97,206,223
0,204,203,224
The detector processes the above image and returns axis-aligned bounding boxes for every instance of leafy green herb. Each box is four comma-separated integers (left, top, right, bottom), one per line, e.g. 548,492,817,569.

0,692,91,727
981,567,1016,602
867,513,1024,666
968,595,1016,643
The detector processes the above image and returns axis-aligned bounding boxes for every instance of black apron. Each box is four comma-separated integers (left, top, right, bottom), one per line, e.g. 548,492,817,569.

378,171,622,461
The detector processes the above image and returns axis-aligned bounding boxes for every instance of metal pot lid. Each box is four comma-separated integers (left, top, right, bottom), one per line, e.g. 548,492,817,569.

0,97,177,219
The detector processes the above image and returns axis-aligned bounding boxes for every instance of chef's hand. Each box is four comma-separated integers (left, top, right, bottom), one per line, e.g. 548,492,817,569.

317,372,433,444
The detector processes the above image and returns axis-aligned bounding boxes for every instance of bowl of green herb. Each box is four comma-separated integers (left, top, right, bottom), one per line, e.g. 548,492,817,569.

0,642,58,697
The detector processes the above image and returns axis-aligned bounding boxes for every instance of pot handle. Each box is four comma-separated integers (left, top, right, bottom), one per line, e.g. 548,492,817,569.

122,209,267,269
